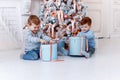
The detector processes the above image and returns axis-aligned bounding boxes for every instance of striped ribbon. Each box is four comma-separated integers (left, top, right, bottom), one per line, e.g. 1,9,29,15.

80,37,83,55
80,37,88,55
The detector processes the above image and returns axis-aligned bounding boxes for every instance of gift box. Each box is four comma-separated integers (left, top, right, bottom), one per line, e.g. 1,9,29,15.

40,43,57,61
69,37,86,56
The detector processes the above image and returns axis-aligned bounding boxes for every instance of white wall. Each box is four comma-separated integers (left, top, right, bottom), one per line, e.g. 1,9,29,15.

0,0,42,49
85,0,111,37
31,0,42,16
0,0,22,49
110,0,120,37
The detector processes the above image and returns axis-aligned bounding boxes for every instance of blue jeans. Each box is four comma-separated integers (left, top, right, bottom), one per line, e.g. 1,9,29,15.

57,39,69,56
86,48,95,57
22,50,40,60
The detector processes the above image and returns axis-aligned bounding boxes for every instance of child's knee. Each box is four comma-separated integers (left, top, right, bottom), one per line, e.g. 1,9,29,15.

22,51,39,60
31,52,39,60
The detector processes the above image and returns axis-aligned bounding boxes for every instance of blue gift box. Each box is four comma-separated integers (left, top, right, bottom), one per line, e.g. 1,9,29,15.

69,37,86,56
40,43,57,61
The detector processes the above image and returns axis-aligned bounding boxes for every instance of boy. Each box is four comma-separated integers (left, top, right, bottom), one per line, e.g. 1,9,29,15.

77,17,95,58
22,15,50,60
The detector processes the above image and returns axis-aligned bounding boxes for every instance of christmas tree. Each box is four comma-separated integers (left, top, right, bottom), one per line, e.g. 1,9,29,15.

39,0,88,39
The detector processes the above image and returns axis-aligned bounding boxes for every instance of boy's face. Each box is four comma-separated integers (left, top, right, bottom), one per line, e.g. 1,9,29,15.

30,23,40,34
80,23,90,32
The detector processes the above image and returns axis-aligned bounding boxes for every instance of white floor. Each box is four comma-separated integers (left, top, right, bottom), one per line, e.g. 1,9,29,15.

0,38,120,80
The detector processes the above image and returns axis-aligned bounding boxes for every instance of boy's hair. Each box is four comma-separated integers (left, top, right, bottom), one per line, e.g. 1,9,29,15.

23,15,40,29
80,17,92,26
28,15,40,25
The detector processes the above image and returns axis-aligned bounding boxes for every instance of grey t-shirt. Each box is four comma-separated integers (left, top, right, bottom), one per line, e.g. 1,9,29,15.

24,29,50,51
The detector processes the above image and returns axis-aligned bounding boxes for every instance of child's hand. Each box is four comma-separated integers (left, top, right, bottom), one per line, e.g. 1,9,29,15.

40,39,47,44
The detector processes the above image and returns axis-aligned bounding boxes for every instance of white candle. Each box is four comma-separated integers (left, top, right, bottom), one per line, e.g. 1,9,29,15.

57,0,61,7
73,0,76,13
57,11,60,20
72,20,74,33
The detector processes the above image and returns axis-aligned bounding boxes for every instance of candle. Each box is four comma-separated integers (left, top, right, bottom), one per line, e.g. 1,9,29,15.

72,20,74,33
52,25,54,38
74,1,76,13
57,0,61,7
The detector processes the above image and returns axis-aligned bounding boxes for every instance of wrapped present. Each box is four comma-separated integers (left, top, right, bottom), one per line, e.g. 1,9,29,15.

69,37,86,56
40,43,57,61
